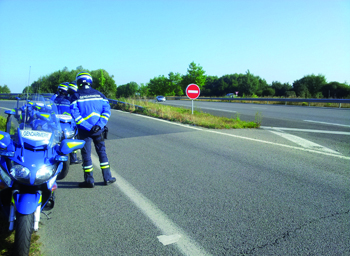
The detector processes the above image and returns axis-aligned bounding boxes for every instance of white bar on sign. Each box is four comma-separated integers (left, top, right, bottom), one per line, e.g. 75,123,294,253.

188,90,198,93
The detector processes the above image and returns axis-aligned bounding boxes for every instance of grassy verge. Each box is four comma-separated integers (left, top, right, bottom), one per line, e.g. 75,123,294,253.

112,98,261,129
0,216,41,256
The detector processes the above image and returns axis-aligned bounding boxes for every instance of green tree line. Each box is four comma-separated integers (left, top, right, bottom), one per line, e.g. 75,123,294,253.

21,66,117,99
4,62,349,99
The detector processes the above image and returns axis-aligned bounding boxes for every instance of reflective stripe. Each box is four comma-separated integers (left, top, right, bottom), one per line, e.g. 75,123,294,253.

84,168,93,172
77,112,101,124
101,165,110,169
100,162,109,165
84,165,93,169
75,116,83,122
101,115,109,121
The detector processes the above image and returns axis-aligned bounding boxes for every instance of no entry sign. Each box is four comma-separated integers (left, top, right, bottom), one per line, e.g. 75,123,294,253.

186,84,200,99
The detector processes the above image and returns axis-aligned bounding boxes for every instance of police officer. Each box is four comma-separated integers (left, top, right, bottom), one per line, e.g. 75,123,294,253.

53,82,82,165
68,81,78,96
70,72,116,188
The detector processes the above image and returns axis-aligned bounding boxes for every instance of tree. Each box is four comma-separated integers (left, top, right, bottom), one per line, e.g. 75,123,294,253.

168,72,183,96
91,69,117,99
238,70,259,96
0,85,11,93
116,82,138,98
181,62,206,93
148,75,168,96
139,83,149,97
202,75,218,96
293,74,326,98
271,81,292,97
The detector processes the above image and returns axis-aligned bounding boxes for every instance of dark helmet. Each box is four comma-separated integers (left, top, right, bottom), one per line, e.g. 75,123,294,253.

58,82,69,94
76,72,93,88
68,81,78,93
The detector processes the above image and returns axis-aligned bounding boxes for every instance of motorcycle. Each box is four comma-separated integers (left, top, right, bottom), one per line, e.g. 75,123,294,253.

0,94,85,256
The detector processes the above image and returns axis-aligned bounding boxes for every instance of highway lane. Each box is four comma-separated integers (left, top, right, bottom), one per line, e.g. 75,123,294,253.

160,100,350,128
37,109,349,255
160,100,350,157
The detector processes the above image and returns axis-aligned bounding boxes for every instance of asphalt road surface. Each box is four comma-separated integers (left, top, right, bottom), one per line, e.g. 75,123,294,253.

0,100,349,255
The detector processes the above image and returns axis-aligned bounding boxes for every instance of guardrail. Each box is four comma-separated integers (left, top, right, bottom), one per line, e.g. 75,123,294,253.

166,96,350,108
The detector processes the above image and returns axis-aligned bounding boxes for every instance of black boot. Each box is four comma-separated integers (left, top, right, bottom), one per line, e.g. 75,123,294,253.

70,152,83,165
79,172,94,188
102,168,116,185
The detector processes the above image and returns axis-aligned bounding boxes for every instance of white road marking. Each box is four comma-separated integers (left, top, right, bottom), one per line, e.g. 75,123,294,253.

261,126,350,135
112,110,350,160
304,120,350,128
91,154,211,256
157,234,182,245
267,128,340,155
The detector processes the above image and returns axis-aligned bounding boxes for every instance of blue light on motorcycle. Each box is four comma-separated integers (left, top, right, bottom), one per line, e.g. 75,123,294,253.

0,167,13,187
0,151,15,157
10,165,31,184
35,165,55,185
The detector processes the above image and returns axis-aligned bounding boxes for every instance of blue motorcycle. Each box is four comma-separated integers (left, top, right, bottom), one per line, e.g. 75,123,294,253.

0,94,85,256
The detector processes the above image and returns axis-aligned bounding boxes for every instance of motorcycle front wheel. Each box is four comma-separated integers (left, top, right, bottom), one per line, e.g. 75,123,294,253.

57,155,70,180
14,212,34,256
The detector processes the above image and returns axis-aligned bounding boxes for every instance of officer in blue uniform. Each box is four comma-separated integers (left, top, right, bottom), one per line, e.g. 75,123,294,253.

70,72,116,188
53,82,82,165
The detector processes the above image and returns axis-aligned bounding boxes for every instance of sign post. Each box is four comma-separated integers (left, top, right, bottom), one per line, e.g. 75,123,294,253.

186,84,200,114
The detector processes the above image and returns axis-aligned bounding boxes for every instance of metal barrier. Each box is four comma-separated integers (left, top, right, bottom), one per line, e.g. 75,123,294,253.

166,96,350,108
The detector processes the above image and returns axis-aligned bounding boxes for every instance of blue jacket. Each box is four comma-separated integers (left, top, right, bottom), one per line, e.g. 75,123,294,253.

53,95,72,115
70,87,111,131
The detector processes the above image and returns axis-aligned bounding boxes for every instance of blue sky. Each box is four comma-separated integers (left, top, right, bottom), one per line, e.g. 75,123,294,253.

1,0,349,93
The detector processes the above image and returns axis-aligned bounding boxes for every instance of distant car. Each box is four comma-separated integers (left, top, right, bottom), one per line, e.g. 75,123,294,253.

156,95,166,102
226,93,236,98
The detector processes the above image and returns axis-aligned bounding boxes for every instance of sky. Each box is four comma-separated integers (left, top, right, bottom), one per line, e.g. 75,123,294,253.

0,0,349,93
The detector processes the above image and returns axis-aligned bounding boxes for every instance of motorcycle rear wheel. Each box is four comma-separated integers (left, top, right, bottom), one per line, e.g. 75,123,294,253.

14,212,34,256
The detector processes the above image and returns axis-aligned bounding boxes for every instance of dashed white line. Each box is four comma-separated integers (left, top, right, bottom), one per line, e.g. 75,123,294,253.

261,126,350,135
267,128,340,155
304,120,350,128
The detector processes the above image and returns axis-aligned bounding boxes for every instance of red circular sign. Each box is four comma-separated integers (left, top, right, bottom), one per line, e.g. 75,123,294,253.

186,84,200,99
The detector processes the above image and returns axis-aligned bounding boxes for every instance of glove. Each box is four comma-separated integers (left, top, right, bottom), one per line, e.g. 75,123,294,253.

91,125,101,133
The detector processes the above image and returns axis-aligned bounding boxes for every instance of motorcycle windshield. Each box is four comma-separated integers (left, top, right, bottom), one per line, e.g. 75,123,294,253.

10,94,62,148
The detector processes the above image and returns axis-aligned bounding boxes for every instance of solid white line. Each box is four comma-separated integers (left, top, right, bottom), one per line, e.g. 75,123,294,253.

112,109,350,160
304,120,350,128
261,126,350,135
91,154,212,256
268,129,340,155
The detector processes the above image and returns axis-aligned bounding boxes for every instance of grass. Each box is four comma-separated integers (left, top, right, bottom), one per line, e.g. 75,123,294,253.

112,98,261,129
0,213,42,256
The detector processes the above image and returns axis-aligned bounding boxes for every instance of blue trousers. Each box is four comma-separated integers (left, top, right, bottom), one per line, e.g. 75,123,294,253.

78,128,112,182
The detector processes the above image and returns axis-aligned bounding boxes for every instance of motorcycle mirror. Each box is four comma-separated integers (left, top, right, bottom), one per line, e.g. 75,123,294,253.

60,139,85,155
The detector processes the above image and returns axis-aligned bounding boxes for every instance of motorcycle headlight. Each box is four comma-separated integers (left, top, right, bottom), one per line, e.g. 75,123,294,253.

64,129,75,139
35,164,56,185
10,165,31,184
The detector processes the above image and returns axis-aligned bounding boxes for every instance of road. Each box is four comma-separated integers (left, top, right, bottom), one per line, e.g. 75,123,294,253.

0,100,349,255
